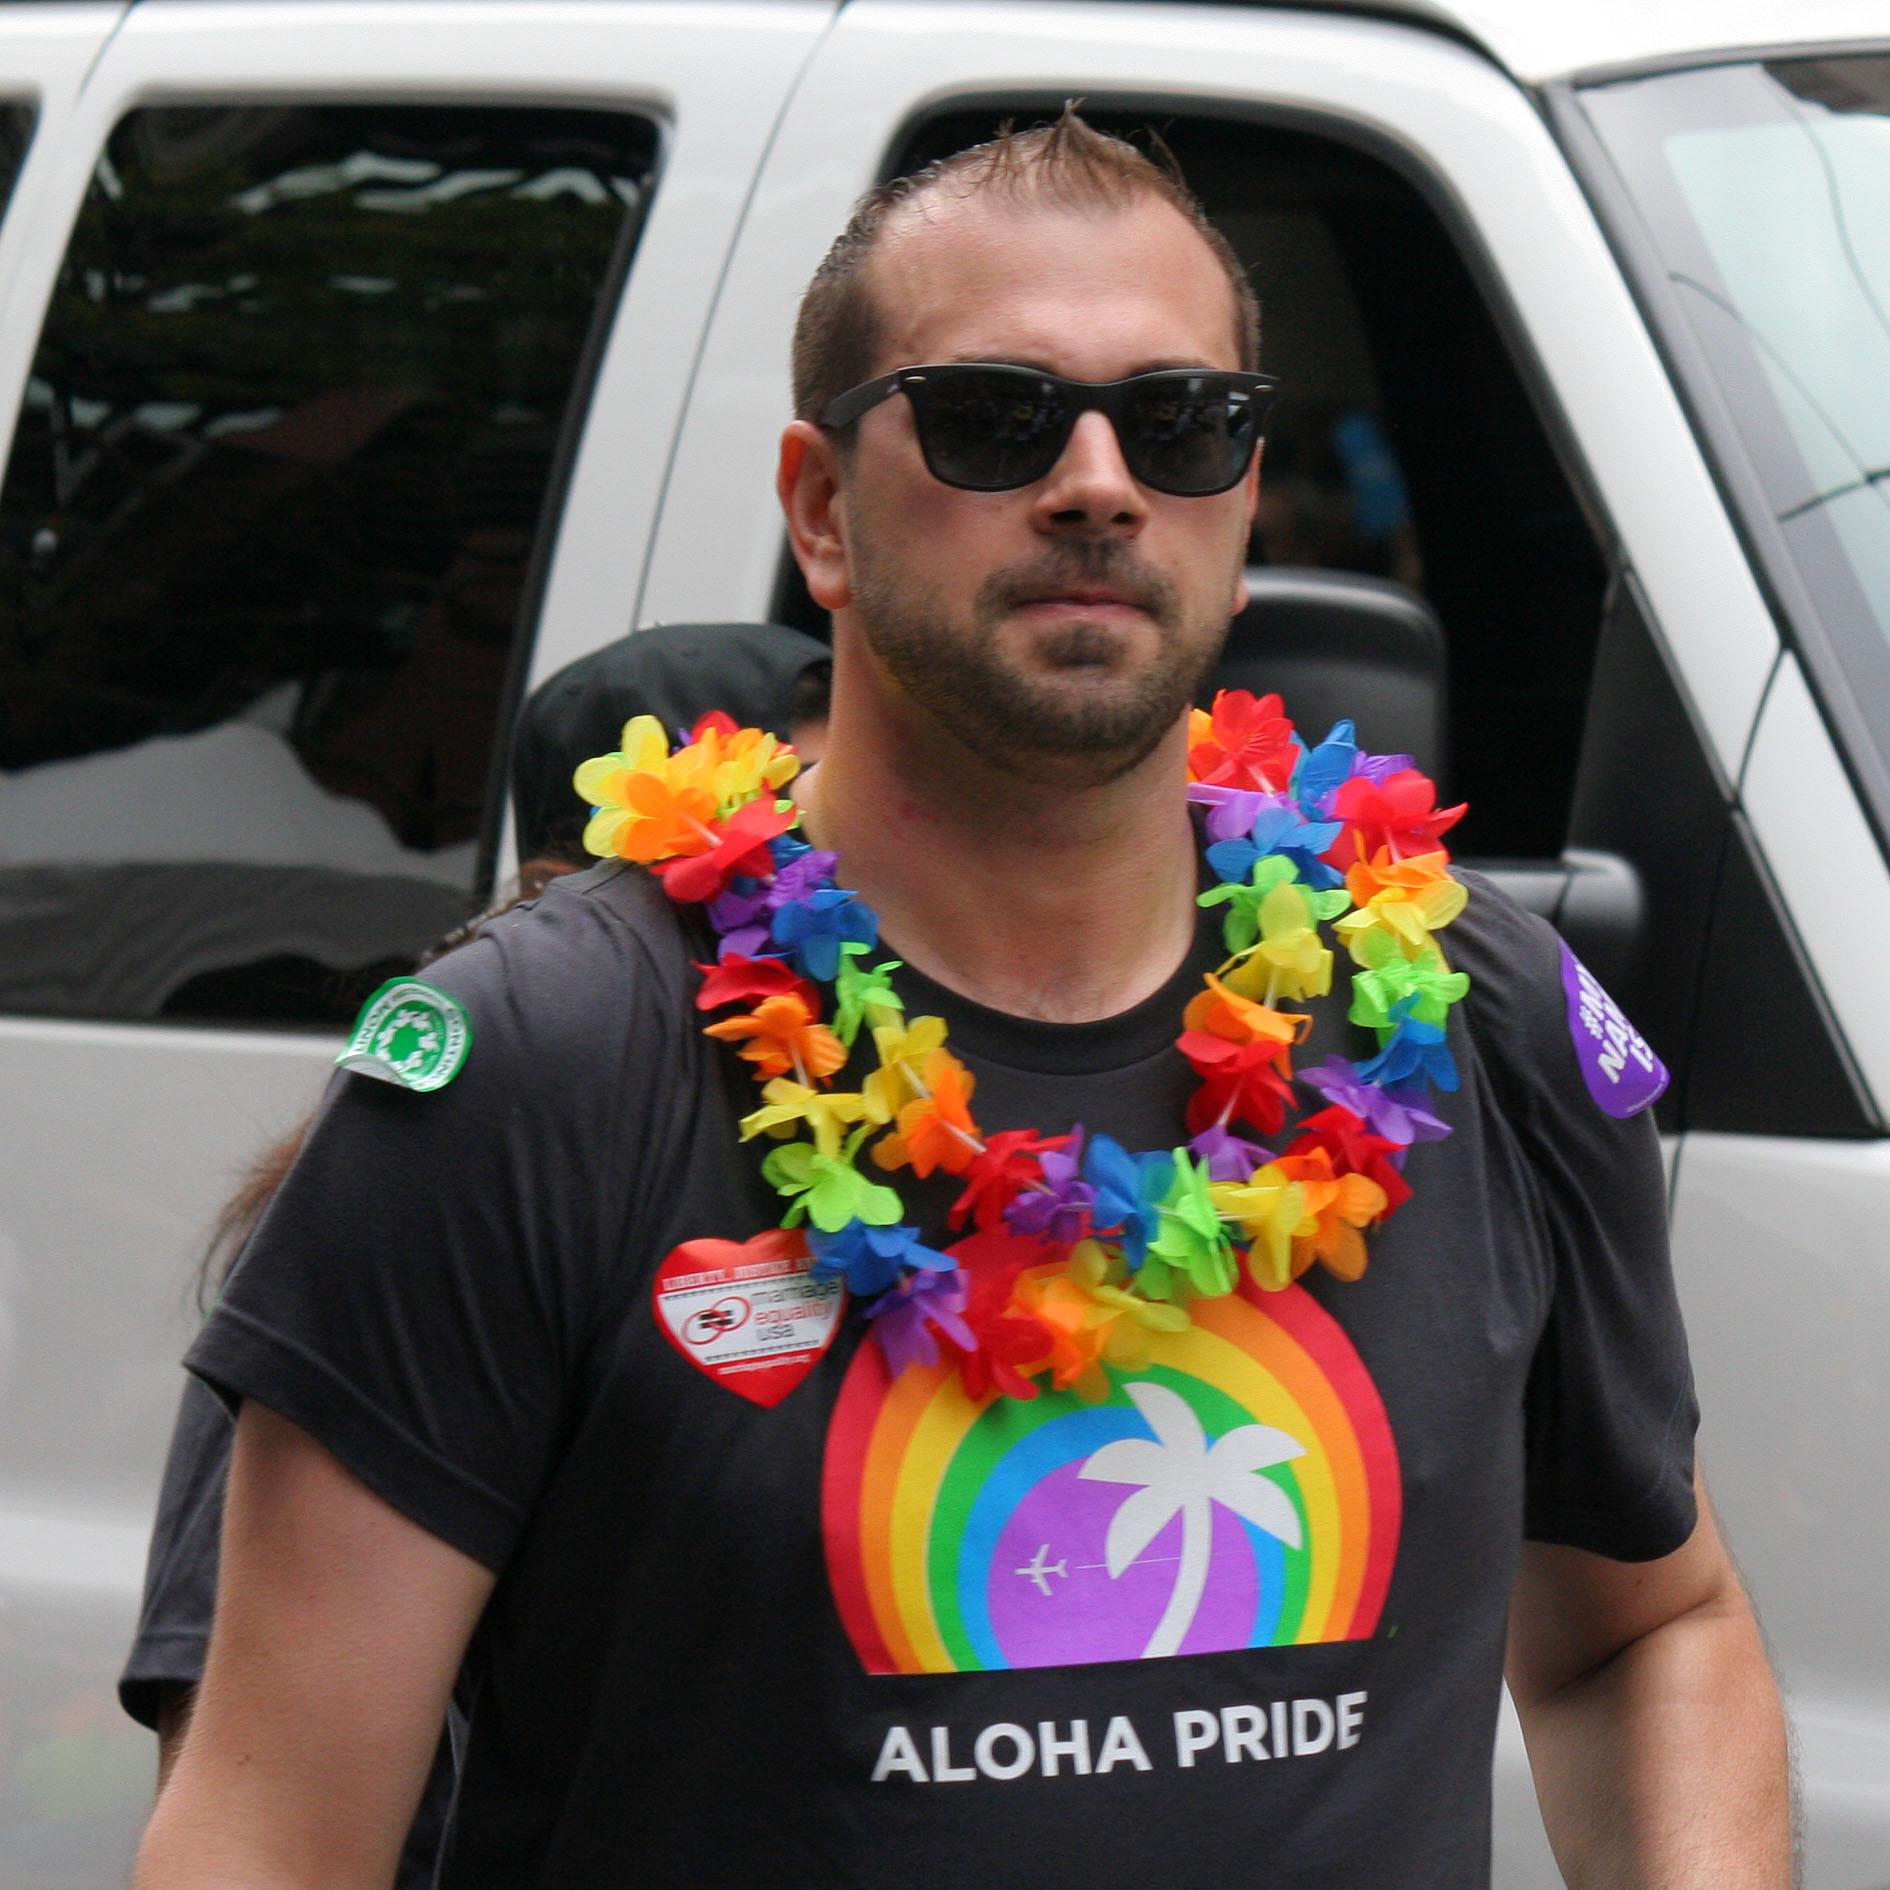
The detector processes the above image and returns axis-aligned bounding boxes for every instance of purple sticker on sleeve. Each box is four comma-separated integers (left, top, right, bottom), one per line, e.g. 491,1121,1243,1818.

1558,941,1669,1118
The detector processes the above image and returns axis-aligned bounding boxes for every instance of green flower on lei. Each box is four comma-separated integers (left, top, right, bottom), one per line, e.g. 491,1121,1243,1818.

762,1125,902,1231
831,946,905,1048
1201,854,1350,956
1136,1149,1239,1302
1347,932,1471,1035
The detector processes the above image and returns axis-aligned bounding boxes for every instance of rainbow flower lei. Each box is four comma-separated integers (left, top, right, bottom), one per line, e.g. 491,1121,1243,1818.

576,691,1468,1403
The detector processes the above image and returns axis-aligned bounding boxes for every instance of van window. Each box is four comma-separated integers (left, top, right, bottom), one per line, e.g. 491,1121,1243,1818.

1580,57,1890,855
0,104,656,1025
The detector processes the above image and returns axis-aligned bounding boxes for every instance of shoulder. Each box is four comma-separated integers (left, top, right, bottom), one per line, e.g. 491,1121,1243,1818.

354,862,703,1117
1445,865,1670,1133
1444,867,1593,1114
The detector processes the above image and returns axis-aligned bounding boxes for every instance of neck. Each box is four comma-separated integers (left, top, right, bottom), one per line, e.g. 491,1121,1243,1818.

796,635,1199,1024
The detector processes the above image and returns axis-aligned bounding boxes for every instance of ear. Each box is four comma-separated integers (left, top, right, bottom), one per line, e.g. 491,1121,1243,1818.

778,421,852,612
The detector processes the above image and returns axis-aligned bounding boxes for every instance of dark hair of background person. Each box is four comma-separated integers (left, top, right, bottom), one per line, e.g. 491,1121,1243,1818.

511,621,833,864
792,107,1261,430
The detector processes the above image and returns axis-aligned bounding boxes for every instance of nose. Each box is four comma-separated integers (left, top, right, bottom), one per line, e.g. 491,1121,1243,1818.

1032,408,1147,536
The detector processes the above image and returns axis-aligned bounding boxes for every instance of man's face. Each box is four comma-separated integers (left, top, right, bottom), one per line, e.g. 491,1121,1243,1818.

826,190,1258,783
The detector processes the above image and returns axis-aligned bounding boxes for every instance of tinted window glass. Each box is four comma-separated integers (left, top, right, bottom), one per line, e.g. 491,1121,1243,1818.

1582,59,1890,855
0,104,656,1024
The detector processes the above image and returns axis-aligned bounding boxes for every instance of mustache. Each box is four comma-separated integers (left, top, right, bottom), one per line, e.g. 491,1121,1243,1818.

976,542,1179,623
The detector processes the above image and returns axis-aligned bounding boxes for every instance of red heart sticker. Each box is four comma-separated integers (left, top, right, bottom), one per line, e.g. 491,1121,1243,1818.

653,1229,844,1408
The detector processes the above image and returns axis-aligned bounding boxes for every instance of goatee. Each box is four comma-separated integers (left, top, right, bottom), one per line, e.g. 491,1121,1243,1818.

851,538,1230,783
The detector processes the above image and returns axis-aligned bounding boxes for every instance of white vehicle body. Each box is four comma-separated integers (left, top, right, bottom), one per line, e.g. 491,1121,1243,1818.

0,2,1885,1884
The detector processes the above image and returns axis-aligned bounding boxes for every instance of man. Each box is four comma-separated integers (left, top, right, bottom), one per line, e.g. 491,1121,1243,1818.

135,115,1789,1888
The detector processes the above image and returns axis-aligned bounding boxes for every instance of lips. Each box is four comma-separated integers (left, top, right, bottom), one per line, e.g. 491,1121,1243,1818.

1023,588,1141,609
977,547,1179,630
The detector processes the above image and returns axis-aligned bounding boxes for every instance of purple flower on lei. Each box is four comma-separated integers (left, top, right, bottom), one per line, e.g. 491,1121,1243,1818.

1350,749,1415,787
1187,1123,1277,1182
1300,1056,1453,1154
1187,783,1296,846
868,1267,975,1374
710,848,839,958
1004,1127,1097,1242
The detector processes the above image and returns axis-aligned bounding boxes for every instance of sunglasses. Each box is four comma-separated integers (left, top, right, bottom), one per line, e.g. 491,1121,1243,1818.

819,362,1280,496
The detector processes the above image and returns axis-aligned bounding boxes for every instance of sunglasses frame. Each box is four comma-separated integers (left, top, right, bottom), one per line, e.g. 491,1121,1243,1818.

818,362,1281,496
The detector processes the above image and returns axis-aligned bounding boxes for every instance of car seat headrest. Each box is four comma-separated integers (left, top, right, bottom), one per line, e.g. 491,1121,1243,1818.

1206,567,1448,779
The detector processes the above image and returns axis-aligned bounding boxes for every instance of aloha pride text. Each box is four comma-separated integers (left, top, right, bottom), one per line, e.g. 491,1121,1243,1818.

869,1692,1368,1783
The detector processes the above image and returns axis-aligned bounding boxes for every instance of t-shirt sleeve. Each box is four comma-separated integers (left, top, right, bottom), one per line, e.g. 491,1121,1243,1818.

184,867,692,1573
118,1374,232,1728
1452,870,1699,1562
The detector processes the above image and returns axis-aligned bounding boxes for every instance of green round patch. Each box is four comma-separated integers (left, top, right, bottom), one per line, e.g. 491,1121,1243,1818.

336,978,472,1093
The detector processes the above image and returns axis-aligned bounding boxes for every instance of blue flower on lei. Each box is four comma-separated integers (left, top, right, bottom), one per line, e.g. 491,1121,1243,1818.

1288,718,1358,819
772,886,879,981
1080,1134,1175,1268
807,1220,950,1297
1353,995,1460,1092
711,847,839,958
1205,804,1344,892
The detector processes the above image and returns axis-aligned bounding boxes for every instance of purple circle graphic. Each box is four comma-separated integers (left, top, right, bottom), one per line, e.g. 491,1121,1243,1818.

987,1458,1259,1666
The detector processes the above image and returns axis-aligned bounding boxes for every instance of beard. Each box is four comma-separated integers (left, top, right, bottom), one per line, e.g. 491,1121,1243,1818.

849,535,1232,784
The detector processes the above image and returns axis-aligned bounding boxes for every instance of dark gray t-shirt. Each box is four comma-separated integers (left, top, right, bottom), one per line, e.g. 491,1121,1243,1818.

184,859,1695,1889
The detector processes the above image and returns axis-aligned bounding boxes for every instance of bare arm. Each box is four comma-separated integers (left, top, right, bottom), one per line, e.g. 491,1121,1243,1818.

1506,1466,1793,1889
153,1683,193,1793
134,1400,494,1890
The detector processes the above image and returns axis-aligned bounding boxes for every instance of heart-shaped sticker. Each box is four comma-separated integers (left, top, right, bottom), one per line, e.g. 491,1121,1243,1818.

653,1229,844,1408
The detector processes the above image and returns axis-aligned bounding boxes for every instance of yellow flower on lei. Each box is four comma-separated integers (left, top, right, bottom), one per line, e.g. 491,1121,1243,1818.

1334,850,1467,966
667,719,801,816
573,713,801,860
862,1014,948,1119
1209,1163,1316,1291
1012,1241,1192,1400
1220,874,1337,1003
739,1079,880,1158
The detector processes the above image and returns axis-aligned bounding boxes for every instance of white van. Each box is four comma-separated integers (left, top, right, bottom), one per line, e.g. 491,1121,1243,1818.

1,2,1887,1883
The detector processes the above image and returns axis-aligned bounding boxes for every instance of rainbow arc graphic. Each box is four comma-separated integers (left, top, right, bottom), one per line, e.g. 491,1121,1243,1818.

823,1280,1400,1673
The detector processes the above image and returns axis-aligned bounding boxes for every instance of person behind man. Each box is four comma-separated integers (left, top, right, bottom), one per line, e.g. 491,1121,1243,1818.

134,113,1789,1889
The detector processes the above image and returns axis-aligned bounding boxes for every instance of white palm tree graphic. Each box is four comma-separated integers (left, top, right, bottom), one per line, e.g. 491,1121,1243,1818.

1079,1379,1306,1659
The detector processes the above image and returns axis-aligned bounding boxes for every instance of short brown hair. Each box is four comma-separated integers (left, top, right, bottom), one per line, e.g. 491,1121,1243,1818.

791,108,1260,427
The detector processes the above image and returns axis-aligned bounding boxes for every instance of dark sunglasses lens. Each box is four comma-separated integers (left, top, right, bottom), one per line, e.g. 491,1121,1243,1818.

910,371,1069,489
1120,376,1258,495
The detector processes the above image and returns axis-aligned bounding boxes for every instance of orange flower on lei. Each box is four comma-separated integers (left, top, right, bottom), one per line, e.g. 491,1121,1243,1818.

703,990,847,1083
1335,846,1468,963
871,1047,980,1177
1271,1145,1389,1282
1011,1241,1191,1400
573,711,800,864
